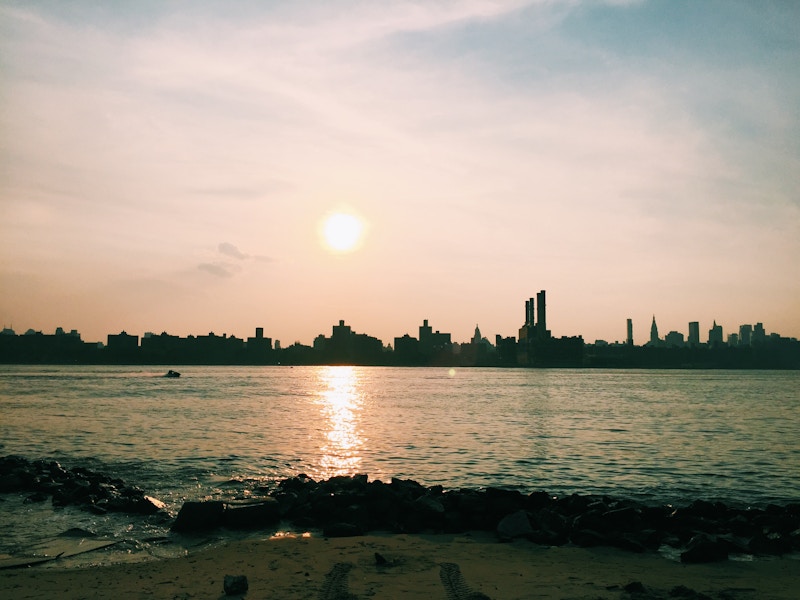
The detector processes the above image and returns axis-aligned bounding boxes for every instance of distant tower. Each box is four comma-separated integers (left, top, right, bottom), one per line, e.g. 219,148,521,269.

626,319,633,346
525,297,535,326
650,316,659,345
688,322,699,346
536,290,547,338
753,322,766,344
708,321,723,347
739,324,753,346
472,324,482,345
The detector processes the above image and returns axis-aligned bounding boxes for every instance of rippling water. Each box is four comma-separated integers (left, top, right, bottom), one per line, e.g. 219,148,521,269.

3,365,799,504
1,365,798,560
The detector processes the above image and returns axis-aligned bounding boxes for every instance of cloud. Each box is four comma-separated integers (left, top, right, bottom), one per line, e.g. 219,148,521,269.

218,242,247,260
217,242,273,264
198,262,239,278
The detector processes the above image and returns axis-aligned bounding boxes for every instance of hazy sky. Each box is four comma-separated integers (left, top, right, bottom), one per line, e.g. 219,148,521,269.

2,0,799,347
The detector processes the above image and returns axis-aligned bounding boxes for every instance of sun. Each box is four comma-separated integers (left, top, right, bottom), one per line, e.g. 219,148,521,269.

321,212,364,253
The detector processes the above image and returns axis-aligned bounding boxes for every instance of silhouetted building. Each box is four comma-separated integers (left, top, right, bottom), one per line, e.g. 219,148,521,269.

708,321,724,347
495,335,517,366
753,323,766,344
739,324,753,347
517,292,582,366
664,331,685,348
649,316,660,346
315,320,384,364
190,332,245,364
456,324,495,366
536,290,547,338
626,319,633,346
141,331,184,362
393,333,420,365
0,327,94,363
688,322,700,346
246,327,273,364
106,331,139,362
418,319,452,363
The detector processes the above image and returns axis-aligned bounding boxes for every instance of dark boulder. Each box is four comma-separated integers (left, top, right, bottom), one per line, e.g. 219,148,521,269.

496,509,534,541
223,499,281,529
223,574,248,595
483,487,525,519
172,500,225,532
748,531,793,556
680,533,729,563
570,528,607,547
0,473,25,493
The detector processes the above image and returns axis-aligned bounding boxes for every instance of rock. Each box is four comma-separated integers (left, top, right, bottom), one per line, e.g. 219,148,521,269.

526,490,552,510
609,533,648,553
0,473,25,493
223,574,248,595
223,498,280,529
171,501,225,532
412,494,445,517
603,505,641,531
484,487,525,518
496,509,533,541
680,533,729,563
570,528,607,548
531,507,569,544
685,499,725,519
389,477,426,499
23,492,48,503
623,580,647,593
748,531,793,556
124,494,167,515
669,585,713,599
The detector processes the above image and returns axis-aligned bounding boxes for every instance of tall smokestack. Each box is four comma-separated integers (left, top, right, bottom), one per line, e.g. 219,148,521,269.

536,290,546,336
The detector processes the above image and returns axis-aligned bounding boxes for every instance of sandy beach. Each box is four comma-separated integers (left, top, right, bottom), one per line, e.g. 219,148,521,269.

1,532,798,600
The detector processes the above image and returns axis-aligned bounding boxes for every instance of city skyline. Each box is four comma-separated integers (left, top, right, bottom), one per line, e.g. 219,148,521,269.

3,309,794,349
2,1,799,346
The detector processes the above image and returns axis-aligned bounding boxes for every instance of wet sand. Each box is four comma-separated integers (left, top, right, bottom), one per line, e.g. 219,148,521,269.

1,532,798,599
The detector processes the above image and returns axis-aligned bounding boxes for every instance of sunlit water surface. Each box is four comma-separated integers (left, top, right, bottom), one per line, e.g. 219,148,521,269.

1,366,798,563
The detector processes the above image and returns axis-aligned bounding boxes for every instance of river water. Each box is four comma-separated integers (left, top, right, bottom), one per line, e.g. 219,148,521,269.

1,365,798,563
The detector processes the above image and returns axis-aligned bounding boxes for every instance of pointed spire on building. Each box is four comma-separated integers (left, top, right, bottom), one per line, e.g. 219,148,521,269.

472,324,482,345
650,315,660,345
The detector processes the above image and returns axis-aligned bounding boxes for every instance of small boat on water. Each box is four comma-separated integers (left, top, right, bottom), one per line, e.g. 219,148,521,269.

164,370,181,378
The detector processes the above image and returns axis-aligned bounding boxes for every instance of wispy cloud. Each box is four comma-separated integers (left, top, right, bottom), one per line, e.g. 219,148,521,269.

218,243,247,260
198,262,238,278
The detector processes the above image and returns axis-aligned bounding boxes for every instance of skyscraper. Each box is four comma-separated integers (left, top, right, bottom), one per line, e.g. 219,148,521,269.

739,324,753,346
626,319,633,346
708,321,723,347
688,322,700,346
650,316,659,346
536,290,547,338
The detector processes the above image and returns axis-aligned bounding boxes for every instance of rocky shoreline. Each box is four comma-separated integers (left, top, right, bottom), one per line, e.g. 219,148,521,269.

2,455,799,565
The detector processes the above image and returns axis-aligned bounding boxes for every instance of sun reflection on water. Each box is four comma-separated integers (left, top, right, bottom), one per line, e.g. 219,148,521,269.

315,366,365,479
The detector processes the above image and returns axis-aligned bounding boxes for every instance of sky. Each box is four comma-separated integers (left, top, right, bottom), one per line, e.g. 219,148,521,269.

1,0,799,347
